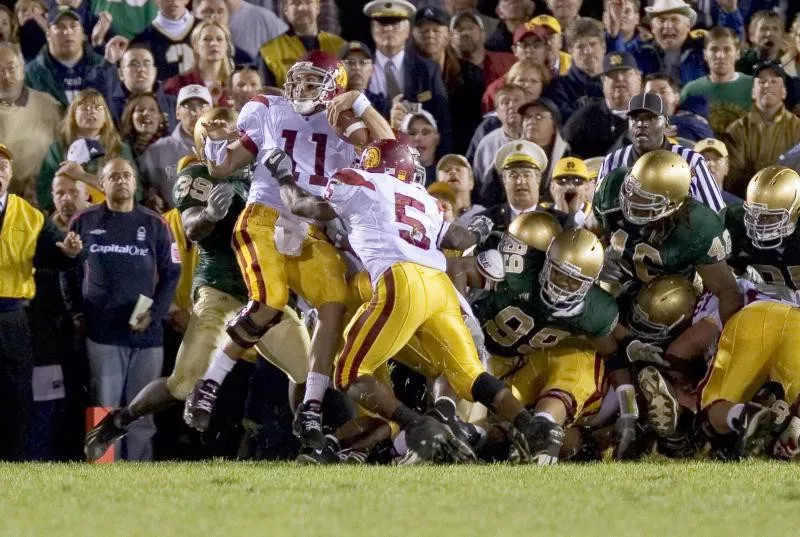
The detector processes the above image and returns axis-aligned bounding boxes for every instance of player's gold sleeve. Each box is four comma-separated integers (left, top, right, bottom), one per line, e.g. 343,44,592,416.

163,207,198,311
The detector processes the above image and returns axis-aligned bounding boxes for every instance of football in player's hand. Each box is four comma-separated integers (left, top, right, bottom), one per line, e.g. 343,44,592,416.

334,109,370,147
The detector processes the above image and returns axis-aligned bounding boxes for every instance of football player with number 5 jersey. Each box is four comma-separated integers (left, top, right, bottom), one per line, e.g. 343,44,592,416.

183,51,395,450
274,138,576,464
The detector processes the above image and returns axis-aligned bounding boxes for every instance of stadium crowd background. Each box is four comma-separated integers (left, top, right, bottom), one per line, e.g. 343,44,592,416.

1,0,800,462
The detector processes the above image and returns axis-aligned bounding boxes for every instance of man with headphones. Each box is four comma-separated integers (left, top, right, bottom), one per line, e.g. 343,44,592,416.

596,93,725,215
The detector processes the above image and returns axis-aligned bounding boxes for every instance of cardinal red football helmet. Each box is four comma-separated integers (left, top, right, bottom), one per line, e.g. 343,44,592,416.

359,139,425,185
284,50,348,115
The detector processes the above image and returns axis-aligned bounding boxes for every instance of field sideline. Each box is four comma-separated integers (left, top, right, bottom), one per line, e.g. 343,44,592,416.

0,461,797,537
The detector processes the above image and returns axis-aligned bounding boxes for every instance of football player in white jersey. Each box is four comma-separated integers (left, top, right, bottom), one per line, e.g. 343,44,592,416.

270,138,576,464
183,51,395,450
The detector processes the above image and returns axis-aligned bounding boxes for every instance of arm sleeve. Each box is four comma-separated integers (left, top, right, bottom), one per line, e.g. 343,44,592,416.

715,6,744,40
237,98,271,157
60,218,84,316
33,216,75,270
689,152,725,214
149,218,181,322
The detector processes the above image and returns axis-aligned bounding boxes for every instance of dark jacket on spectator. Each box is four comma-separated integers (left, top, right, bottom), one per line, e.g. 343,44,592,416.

24,44,105,107
485,23,513,53
543,65,603,122
473,204,571,233
628,35,707,86
692,2,744,37
562,97,628,159
370,47,453,156
89,62,178,132
670,95,714,142
466,114,500,165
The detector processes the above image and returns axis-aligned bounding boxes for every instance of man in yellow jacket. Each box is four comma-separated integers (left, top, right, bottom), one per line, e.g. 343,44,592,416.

258,0,345,88
0,143,83,461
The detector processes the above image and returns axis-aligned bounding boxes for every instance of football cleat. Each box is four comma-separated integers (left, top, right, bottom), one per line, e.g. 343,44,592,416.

293,401,325,449
338,448,369,465
296,435,340,465
637,366,680,438
398,416,476,465
514,415,565,465
85,410,128,462
427,398,486,450
730,402,775,459
773,416,800,460
183,378,221,432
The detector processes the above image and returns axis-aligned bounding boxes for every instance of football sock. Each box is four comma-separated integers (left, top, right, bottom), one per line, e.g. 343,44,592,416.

535,412,557,423
303,372,330,405
616,384,639,417
726,403,745,431
393,431,408,455
203,349,237,384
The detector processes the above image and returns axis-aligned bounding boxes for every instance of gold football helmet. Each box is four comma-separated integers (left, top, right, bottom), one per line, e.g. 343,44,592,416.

194,107,239,162
508,211,563,252
539,229,604,310
620,150,691,225
629,275,697,344
744,165,800,249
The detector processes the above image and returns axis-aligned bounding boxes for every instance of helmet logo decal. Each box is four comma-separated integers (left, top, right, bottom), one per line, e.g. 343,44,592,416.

334,63,348,90
363,147,381,169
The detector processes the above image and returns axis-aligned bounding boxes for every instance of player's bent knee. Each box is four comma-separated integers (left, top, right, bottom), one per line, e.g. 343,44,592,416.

226,301,284,349
471,372,507,408
166,374,194,401
535,390,577,421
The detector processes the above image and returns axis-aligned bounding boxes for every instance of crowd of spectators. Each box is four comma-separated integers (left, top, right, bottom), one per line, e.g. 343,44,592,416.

2,0,800,462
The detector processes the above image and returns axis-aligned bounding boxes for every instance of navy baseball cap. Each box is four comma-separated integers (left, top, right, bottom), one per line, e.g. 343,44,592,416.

413,5,449,26
48,7,81,25
603,51,639,75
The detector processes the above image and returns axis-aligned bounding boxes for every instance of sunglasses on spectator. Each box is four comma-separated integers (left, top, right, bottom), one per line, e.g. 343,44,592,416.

343,59,372,67
554,176,586,187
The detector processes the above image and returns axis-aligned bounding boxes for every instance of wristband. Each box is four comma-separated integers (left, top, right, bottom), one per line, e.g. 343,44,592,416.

352,93,371,118
204,138,228,165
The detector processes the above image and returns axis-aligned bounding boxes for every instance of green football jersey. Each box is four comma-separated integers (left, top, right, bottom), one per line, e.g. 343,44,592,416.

725,203,800,290
495,231,548,294
173,163,250,303
593,166,731,285
473,282,619,359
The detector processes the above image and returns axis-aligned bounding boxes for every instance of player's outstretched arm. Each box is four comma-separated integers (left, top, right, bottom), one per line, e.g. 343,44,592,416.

697,261,743,325
181,183,235,242
202,120,256,178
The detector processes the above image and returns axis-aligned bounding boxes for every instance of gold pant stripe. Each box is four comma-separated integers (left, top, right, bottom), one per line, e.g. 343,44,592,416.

336,267,396,389
232,204,267,302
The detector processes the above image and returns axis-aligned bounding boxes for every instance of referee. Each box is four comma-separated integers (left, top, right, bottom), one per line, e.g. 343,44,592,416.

597,93,725,214
0,143,82,461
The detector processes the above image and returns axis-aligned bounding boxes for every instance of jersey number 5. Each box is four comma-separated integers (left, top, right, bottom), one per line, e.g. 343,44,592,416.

281,130,328,186
395,193,431,250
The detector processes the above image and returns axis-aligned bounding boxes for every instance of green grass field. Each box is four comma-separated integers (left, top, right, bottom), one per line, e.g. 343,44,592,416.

0,461,797,537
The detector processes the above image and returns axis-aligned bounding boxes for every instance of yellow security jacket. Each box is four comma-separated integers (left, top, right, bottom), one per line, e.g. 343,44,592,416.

163,207,198,311
0,194,44,299
259,32,346,88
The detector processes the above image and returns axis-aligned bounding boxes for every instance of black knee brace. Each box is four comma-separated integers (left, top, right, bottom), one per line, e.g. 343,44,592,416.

226,301,283,348
471,372,507,409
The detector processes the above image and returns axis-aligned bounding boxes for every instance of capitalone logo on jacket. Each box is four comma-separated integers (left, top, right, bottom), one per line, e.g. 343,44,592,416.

89,244,150,256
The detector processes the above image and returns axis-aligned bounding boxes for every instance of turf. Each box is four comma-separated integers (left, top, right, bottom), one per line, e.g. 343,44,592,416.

0,461,796,537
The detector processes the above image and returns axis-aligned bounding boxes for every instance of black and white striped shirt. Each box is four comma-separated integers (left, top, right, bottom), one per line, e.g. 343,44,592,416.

597,143,726,214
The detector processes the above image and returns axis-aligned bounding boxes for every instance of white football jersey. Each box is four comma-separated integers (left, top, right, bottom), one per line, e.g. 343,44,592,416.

237,95,358,212
324,168,449,284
